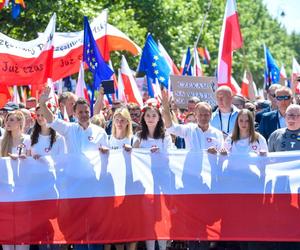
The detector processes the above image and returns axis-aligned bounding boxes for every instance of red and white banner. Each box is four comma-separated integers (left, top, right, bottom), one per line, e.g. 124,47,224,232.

1,150,300,244
51,10,141,81
0,14,55,85
120,55,143,106
217,0,243,92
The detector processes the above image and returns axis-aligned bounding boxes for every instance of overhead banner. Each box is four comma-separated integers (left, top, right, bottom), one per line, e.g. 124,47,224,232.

0,14,56,85
1,150,300,244
170,75,217,109
50,10,141,81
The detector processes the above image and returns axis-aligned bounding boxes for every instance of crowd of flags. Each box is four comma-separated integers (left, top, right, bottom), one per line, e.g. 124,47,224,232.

1,0,300,110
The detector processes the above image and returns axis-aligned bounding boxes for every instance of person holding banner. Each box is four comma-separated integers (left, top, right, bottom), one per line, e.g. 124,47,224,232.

1,110,30,250
160,90,224,153
133,98,172,250
30,106,66,159
224,109,268,155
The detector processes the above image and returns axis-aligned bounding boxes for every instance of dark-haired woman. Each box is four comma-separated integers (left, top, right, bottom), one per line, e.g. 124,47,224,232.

30,107,66,159
133,100,172,250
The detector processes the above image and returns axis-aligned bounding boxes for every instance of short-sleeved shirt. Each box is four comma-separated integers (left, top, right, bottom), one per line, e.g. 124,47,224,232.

133,134,173,151
166,123,224,150
49,118,108,154
30,134,66,156
109,136,131,150
268,128,300,152
224,133,268,154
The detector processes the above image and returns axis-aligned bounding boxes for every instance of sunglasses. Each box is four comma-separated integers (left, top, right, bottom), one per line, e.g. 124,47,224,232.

276,95,291,101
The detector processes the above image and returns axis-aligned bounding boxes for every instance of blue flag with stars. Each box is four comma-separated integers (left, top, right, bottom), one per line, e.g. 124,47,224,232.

138,34,170,89
83,16,113,90
182,47,192,76
264,45,280,89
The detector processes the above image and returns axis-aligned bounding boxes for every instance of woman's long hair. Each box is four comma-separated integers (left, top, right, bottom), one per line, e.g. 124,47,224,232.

1,111,25,157
31,107,57,149
112,108,133,139
231,109,259,143
139,106,165,140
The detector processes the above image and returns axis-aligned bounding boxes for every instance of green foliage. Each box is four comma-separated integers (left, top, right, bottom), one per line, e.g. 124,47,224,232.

1,0,299,89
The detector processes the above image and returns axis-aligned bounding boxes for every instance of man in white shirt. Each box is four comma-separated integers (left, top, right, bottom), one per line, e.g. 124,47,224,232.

161,90,224,152
39,87,108,154
210,86,239,137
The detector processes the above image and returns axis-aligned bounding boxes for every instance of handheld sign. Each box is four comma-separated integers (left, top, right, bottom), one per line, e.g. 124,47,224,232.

101,80,115,94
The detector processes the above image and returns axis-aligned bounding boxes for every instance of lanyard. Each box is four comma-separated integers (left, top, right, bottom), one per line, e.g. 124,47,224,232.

218,110,232,134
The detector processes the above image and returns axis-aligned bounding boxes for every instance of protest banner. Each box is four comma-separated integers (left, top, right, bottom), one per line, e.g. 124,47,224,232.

170,75,217,108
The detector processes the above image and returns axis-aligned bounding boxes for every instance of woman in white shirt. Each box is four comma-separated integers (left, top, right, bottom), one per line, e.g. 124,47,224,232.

109,108,133,151
224,109,268,155
30,106,66,159
1,111,30,250
133,101,172,250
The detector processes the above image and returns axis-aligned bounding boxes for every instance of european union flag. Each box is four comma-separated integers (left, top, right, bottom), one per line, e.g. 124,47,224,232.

83,16,113,90
264,45,280,89
182,47,192,76
138,34,170,89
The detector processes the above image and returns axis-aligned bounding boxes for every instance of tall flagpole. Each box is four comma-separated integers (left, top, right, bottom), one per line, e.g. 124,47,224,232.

186,0,213,73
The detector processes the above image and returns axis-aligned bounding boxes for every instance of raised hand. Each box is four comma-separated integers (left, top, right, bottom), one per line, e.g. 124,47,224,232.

159,89,171,110
39,86,51,105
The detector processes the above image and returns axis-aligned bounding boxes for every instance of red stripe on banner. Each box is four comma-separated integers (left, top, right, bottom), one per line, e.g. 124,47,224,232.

0,49,53,85
1,194,300,244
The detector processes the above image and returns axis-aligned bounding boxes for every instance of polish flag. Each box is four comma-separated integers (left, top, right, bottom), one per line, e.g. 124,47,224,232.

230,75,241,95
217,0,243,92
240,71,257,101
120,55,143,107
75,61,90,103
12,85,21,104
0,151,300,244
292,57,300,94
280,64,288,86
50,10,141,81
46,78,59,111
193,47,203,77
158,41,180,75
0,14,55,86
117,68,127,103
180,51,187,75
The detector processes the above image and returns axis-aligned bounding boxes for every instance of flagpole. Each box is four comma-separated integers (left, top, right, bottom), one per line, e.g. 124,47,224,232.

186,0,213,72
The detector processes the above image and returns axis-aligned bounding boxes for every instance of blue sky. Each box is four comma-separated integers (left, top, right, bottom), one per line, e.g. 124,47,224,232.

263,0,300,34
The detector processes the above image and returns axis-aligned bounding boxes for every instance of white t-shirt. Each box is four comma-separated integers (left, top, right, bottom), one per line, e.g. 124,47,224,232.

224,133,268,154
49,118,108,154
220,112,231,134
133,134,173,151
109,136,131,150
30,134,66,156
166,123,224,150
11,134,31,155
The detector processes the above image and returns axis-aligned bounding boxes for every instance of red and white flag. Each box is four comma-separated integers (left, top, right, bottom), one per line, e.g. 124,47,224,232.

1,151,300,244
50,10,141,81
117,68,127,103
217,0,243,93
120,55,143,106
12,86,20,104
240,71,257,101
158,41,180,75
75,61,90,103
0,14,56,86
180,51,187,75
230,75,241,95
292,57,300,94
193,46,203,77
280,64,288,86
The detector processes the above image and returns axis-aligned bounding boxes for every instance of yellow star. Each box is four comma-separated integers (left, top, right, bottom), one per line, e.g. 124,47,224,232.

92,57,96,62
159,76,165,82
152,62,157,67
153,55,159,60
154,70,159,75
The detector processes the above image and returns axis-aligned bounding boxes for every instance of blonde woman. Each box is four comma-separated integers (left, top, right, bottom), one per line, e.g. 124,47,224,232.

1,110,30,250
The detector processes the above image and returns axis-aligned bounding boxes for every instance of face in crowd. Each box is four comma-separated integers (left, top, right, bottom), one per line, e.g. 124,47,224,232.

194,102,212,130
74,102,90,126
285,104,300,131
216,86,233,112
275,87,293,115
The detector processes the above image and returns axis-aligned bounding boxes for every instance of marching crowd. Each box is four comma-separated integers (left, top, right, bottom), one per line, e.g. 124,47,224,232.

1,82,300,250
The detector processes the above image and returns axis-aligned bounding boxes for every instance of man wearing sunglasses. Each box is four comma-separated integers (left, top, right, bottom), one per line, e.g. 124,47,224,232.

259,86,293,140
268,104,300,151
